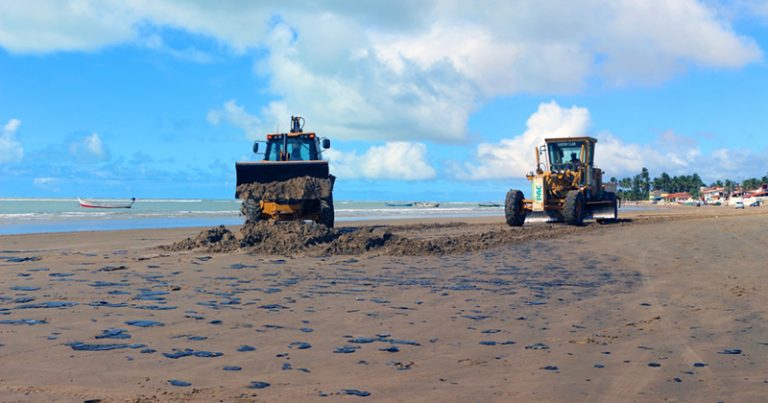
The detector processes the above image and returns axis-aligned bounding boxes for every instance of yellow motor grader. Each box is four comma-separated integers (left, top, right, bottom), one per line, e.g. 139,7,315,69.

235,116,335,227
505,137,618,226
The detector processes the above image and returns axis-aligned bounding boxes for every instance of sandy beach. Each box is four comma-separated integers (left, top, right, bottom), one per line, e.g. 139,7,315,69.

1,206,768,402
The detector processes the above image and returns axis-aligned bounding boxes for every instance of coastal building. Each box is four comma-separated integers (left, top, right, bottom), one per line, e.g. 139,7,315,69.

665,192,692,204
649,190,666,202
700,186,725,205
745,184,768,206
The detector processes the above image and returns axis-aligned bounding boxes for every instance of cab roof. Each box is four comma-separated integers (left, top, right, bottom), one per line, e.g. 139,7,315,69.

266,131,317,139
545,136,597,144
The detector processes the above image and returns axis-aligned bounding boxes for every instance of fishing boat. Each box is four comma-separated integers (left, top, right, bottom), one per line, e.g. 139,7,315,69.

413,202,440,208
78,197,136,209
478,202,501,207
385,202,413,207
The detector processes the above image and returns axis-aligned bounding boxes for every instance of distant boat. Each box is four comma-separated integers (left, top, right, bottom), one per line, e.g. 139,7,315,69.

478,202,501,207
385,202,413,207
413,202,440,208
78,197,136,209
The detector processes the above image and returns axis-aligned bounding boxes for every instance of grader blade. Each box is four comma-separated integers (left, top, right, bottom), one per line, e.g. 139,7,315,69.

587,199,618,221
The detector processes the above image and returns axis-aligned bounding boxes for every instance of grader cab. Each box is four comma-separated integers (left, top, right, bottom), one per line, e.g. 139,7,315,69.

504,137,618,226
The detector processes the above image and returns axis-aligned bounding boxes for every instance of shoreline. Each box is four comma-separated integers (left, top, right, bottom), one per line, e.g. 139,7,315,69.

0,203,762,240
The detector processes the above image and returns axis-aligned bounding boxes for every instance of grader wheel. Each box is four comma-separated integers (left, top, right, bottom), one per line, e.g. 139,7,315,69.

563,190,585,226
504,189,526,227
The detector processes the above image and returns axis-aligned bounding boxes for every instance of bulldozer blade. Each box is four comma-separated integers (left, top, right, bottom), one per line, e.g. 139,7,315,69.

236,161,329,187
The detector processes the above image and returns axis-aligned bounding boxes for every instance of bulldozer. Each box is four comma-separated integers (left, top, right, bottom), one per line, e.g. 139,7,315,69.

504,137,618,226
235,116,335,227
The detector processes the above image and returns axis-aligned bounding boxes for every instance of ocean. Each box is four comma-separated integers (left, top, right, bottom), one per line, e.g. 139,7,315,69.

0,198,505,235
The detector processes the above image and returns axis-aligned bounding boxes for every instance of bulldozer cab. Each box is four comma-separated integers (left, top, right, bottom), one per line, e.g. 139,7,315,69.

545,137,595,172
264,134,320,162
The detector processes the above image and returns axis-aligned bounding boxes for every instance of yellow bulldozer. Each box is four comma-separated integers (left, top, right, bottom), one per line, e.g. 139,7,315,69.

235,116,335,227
505,137,618,226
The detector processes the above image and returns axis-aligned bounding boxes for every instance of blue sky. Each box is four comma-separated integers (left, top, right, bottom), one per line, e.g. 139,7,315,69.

1,1,767,201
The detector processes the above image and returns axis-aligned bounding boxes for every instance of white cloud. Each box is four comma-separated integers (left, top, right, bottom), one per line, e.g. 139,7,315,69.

325,142,436,180
453,101,590,179
453,101,766,182
32,177,59,192
0,1,137,53
207,100,263,139
0,118,23,164
4,118,21,133
141,33,214,63
0,1,761,142
68,132,109,162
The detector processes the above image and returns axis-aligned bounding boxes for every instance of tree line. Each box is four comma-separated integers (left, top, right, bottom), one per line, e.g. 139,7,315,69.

609,169,768,201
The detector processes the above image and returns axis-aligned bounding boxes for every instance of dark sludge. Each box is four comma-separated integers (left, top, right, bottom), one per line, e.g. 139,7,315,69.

67,342,146,351
162,348,223,359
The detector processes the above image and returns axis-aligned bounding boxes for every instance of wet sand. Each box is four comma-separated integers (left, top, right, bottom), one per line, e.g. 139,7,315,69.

1,206,767,402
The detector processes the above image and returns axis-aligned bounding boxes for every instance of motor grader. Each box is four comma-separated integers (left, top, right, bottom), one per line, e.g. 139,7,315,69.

504,137,618,226
235,116,335,227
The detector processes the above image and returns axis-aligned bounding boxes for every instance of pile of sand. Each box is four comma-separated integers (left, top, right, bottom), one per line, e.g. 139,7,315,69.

236,176,334,203
163,221,395,256
164,219,617,256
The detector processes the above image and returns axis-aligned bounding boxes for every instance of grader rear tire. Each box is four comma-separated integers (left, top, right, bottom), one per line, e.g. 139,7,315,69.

504,189,526,227
320,196,335,228
563,190,585,226
241,199,262,224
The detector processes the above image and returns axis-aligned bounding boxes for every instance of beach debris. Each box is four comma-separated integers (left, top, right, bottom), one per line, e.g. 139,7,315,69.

0,319,47,325
13,297,34,303
341,389,371,397
98,265,128,272
95,328,131,339
16,301,77,309
168,379,191,387
334,346,359,354
90,281,130,288
10,285,41,291
718,348,742,355
89,301,128,308
162,348,223,359
390,361,415,371
1,256,41,263
124,320,164,327
248,381,271,389
288,341,312,349
67,342,146,351
349,337,376,344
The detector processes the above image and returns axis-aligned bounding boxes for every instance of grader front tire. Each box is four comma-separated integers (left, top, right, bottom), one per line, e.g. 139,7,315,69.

563,190,585,226
504,189,526,227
